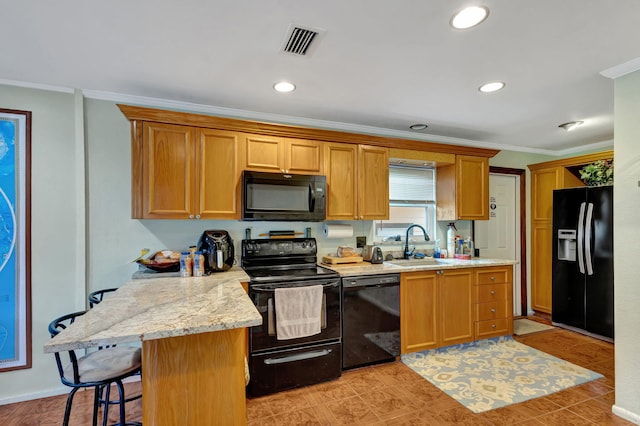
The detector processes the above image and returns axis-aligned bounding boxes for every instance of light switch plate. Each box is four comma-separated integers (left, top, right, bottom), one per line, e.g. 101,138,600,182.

356,236,366,248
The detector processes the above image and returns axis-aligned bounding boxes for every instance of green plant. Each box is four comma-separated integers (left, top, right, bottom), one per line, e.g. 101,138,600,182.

579,159,613,186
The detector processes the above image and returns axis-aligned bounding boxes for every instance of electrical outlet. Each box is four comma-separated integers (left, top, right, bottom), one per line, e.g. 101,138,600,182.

356,236,366,248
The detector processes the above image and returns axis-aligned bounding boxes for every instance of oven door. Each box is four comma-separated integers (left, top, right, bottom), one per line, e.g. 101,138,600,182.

249,278,341,352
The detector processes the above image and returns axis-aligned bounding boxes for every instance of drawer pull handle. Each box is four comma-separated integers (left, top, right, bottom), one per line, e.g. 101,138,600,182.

492,324,497,328
491,308,496,313
490,290,496,295
490,276,495,281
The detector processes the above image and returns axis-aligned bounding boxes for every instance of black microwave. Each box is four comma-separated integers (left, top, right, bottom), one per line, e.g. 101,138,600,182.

242,171,326,221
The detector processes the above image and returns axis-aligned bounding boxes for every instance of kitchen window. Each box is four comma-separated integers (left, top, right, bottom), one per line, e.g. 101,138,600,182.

375,164,436,242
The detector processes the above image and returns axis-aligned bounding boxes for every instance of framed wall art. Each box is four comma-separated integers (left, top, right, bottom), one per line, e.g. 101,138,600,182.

0,108,31,372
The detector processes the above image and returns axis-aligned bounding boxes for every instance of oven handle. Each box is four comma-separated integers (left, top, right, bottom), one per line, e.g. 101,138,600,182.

251,281,340,293
263,349,332,365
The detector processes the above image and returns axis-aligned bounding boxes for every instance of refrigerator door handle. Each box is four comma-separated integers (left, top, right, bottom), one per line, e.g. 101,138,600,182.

577,202,586,274
585,202,594,276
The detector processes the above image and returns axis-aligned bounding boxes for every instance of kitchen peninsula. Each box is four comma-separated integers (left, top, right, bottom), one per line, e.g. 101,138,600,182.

43,268,261,426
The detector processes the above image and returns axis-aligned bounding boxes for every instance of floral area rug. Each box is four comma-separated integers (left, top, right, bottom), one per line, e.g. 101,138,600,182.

401,335,603,413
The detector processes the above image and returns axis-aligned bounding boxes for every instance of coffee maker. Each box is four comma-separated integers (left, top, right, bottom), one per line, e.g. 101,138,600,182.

196,230,235,273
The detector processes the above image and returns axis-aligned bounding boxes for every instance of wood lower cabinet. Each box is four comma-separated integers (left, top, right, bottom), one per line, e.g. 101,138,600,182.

473,266,513,339
244,134,323,175
324,142,389,220
436,155,489,220
135,123,243,219
439,269,475,346
400,271,438,353
400,268,474,354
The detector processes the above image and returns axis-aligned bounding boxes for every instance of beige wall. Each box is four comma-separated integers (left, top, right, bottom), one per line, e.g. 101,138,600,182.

0,84,79,401
612,70,640,423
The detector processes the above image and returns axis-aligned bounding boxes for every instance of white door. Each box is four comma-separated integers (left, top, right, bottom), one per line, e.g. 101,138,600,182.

475,173,522,316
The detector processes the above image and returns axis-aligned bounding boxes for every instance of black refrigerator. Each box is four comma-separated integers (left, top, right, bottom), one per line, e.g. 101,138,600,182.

552,185,613,340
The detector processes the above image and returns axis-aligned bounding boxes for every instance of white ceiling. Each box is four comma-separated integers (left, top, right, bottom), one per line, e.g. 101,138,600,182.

2,0,639,154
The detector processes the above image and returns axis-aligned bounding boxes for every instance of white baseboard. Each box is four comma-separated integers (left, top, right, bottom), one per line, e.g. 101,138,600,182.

612,405,640,425
0,375,141,406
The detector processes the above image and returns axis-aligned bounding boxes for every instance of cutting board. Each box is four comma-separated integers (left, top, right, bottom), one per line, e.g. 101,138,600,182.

322,255,364,265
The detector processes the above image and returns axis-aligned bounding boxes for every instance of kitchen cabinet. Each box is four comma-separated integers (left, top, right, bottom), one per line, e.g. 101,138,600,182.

324,142,389,220
473,266,513,339
134,122,243,219
436,155,489,221
400,268,473,354
244,134,323,175
527,152,613,314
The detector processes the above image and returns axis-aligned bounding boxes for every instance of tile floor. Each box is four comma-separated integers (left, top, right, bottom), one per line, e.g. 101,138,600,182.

0,319,632,425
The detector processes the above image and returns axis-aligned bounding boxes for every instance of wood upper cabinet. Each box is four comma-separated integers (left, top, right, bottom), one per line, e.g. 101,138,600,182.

135,122,243,219
400,268,474,354
324,142,389,220
436,155,489,221
244,134,323,175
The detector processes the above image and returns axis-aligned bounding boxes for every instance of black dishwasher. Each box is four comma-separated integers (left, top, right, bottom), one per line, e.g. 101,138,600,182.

341,274,400,369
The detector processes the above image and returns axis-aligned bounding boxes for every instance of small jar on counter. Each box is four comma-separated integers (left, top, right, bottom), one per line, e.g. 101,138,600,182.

180,252,193,277
193,251,205,277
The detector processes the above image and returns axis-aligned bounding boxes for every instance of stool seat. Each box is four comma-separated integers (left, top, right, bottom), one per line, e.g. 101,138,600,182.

63,346,141,384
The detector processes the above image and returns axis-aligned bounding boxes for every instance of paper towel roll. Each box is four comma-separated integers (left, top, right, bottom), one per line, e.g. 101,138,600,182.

323,223,354,238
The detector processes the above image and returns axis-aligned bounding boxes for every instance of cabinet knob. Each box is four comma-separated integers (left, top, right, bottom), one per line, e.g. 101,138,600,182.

491,324,497,329
195,214,201,219
490,290,496,295
491,308,496,313
490,276,495,281
189,214,194,219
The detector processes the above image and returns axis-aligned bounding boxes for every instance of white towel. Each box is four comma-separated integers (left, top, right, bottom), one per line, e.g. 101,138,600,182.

275,285,323,340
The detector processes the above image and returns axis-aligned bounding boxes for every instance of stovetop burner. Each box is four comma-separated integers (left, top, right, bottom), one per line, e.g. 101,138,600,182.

241,238,339,283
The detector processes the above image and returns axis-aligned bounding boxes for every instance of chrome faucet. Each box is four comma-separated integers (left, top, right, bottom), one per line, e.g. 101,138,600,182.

404,224,430,259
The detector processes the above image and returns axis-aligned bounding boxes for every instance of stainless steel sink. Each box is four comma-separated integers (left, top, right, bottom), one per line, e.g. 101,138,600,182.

386,257,440,267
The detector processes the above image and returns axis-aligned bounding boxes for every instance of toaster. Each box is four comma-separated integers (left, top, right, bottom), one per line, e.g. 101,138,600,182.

363,245,384,264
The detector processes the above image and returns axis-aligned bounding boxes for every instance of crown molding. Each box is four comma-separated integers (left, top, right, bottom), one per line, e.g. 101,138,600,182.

600,57,640,79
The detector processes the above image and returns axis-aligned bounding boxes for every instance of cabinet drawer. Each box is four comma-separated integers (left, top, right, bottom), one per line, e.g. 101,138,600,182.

475,284,507,303
475,318,509,338
476,269,509,285
475,301,507,321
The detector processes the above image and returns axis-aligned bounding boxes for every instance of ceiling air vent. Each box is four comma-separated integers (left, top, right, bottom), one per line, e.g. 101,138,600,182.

281,24,324,56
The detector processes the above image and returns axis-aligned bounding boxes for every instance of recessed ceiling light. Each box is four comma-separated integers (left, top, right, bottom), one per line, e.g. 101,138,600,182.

409,123,429,130
479,81,505,93
451,6,489,29
273,81,296,93
558,121,585,131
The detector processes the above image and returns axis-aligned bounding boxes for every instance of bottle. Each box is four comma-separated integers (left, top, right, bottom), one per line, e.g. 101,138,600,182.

180,251,192,277
433,239,441,258
446,223,457,258
193,251,205,277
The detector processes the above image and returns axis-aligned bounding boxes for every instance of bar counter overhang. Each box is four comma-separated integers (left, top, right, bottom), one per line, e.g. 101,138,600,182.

44,267,262,426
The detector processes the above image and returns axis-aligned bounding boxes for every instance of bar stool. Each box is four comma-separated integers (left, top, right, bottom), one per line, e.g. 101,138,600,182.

88,288,118,308
48,311,142,426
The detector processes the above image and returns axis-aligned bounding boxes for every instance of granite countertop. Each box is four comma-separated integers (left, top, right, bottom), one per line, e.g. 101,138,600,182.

322,258,518,277
44,267,262,353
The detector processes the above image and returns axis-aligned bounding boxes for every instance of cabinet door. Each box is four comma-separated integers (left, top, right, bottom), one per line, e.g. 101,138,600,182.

531,167,561,222
456,155,489,220
401,271,439,353
531,221,553,313
324,143,358,220
196,129,243,219
285,139,323,175
141,122,195,219
439,269,474,346
436,155,489,220
358,145,389,220
244,134,284,172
